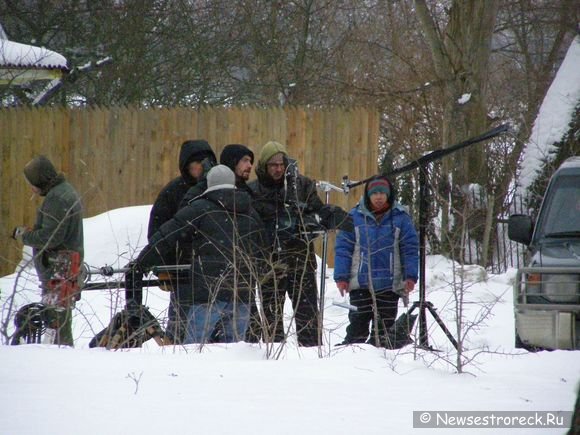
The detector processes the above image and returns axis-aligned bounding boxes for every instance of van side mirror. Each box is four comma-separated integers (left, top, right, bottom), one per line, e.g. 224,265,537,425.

508,214,533,245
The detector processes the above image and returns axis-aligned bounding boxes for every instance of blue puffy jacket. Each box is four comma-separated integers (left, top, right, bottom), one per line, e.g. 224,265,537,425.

334,198,419,293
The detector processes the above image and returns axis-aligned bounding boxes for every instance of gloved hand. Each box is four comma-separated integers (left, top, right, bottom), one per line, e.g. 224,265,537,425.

11,226,28,241
318,206,353,232
336,280,350,296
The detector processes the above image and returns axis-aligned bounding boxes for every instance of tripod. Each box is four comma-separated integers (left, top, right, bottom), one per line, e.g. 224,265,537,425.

342,124,509,350
408,163,458,350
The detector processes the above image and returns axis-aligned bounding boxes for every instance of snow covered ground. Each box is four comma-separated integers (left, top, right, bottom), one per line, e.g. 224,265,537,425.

1,205,578,435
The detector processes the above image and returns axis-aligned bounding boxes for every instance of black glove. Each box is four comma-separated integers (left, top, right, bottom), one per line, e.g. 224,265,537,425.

318,205,354,232
124,263,144,306
338,215,354,233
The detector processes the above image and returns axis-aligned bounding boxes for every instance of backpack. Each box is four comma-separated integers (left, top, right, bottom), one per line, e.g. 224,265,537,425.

89,302,170,349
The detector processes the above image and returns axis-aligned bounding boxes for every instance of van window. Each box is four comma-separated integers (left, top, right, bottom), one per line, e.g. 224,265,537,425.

536,174,580,237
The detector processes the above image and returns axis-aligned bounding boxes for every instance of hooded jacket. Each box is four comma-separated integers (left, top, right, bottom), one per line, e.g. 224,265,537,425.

137,188,267,304
147,140,216,241
334,177,419,293
248,142,325,250
21,156,84,285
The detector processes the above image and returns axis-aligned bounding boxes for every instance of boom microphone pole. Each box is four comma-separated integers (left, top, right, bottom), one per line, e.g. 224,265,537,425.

345,124,509,190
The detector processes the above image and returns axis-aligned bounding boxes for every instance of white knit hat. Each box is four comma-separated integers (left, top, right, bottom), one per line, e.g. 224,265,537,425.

204,164,236,193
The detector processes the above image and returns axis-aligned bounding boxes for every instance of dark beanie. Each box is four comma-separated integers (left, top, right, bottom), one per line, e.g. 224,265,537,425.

220,144,254,171
23,155,59,190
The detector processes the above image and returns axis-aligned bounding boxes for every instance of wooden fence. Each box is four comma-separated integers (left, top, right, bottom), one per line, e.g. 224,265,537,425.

0,106,379,276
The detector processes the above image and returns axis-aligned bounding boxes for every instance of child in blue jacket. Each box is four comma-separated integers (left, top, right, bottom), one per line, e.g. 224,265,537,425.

334,175,419,345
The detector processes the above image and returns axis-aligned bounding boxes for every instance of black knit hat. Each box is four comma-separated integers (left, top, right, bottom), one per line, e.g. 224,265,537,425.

219,144,254,172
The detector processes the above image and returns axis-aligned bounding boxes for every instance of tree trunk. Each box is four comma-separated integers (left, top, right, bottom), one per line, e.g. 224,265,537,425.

414,0,499,258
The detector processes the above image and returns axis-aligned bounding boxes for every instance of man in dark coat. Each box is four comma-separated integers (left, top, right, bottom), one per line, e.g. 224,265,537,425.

144,139,216,343
148,139,216,238
12,155,84,346
248,141,332,346
129,165,266,343
206,144,257,343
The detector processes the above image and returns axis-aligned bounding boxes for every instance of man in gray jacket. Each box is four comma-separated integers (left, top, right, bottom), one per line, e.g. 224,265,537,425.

12,155,84,346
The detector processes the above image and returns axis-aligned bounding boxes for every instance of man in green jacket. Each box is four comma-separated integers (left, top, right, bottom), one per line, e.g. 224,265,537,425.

248,142,337,346
12,155,84,346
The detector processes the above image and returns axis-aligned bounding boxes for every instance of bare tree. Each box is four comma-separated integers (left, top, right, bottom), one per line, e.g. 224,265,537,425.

1,0,577,271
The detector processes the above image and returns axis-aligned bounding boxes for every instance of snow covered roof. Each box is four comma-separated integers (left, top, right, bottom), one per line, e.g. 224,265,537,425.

0,24,68,85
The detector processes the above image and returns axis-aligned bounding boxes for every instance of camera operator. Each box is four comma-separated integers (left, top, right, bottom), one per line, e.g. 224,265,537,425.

249,141,349,346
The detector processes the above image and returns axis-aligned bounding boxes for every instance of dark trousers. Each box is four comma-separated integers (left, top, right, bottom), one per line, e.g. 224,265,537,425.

259,246,320,346
166,282,193,344
344,288,399,345
245,291,262,343
46,305,74,346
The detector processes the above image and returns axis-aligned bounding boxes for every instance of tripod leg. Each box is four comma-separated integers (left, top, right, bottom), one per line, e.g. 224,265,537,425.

406,301,419,315
405,301,430,348
418,301,429,347
426,302,459,350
